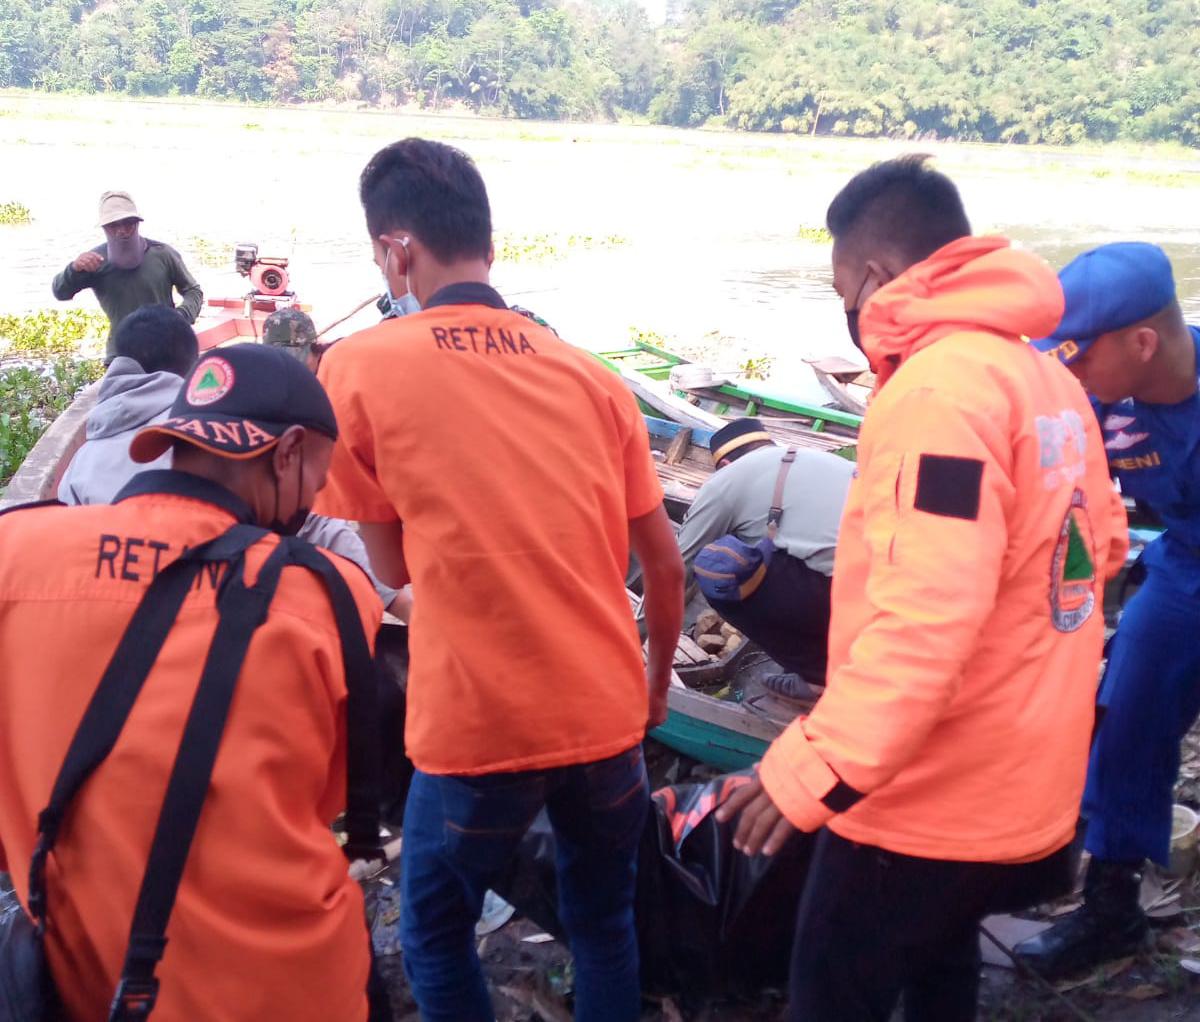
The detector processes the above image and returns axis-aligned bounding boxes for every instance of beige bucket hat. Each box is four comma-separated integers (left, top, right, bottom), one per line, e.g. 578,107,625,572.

97,190,143,227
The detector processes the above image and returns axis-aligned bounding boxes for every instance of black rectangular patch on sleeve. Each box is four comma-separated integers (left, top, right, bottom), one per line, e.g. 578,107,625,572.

820,778,866,814
913,454,984,521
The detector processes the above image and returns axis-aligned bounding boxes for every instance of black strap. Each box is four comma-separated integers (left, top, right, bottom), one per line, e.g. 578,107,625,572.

282,540,383,863
110,542,290,1020
27,524,268,928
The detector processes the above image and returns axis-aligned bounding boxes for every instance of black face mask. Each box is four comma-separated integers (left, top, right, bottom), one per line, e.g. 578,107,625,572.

845,308,863,352
844,271,874,353
269,457,308,536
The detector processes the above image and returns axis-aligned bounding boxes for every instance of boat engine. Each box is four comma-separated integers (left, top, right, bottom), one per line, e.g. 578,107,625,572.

234,243,291,297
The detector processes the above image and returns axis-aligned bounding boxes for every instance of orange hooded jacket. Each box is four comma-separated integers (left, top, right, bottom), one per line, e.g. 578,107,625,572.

759,236,1129,862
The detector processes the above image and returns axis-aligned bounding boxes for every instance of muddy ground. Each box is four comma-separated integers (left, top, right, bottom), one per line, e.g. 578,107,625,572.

367,726,1200,1022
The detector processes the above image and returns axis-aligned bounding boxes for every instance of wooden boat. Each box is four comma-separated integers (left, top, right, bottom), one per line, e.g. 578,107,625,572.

193,295,309,352
806,356,874,416
595,339,864,438
627,590,810,771
644,412,857,519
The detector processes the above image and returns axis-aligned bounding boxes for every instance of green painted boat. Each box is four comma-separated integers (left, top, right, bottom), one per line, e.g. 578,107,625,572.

595,339,864,438
650,682,801,772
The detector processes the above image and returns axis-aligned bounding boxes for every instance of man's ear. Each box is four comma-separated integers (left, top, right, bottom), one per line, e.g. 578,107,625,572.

1131,326,1160,363
378,235,410,278
271,426,306,474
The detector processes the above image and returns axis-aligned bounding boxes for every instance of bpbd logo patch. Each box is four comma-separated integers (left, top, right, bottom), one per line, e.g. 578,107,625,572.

187,357,235,407
1050,487,1096,633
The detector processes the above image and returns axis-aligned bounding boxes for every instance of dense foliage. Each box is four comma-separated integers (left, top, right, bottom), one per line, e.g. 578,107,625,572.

0,358,103,488
0,311,107,488
1,0,1197,143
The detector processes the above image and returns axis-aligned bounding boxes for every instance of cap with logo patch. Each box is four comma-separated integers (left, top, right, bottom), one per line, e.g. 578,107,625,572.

130,343,338,463
1031,242,1177,365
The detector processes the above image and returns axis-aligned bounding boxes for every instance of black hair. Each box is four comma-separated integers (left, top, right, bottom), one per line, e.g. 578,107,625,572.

359,138,492,263
826,154,971,265
113,305,199,378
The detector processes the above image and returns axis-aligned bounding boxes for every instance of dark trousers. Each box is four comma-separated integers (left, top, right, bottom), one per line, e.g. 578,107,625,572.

788,830,1073,1021
1084,563,1200,864
707,551,831,682
400,746,649,1022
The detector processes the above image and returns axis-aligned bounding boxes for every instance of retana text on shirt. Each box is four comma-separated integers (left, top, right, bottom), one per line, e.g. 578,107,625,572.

94,533,228,589
432,324,537,355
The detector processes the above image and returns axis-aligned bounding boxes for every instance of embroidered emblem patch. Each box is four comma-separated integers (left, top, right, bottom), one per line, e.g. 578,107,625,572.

187,357,235,407
1050,488,1096,633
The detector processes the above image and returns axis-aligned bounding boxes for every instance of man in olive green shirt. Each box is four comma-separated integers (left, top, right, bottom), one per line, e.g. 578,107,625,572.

52,191,203,360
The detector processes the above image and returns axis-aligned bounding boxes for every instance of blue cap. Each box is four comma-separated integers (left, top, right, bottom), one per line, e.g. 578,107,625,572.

1031,242,1176,365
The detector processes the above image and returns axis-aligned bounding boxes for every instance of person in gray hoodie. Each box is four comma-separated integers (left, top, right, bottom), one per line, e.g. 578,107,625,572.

57,306,406,618
57,305,195,504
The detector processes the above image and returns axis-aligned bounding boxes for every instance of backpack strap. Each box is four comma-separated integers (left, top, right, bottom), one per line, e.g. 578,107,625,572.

280,539,383,864
110,540,289,1021
766,447,798,542
26,524,269,930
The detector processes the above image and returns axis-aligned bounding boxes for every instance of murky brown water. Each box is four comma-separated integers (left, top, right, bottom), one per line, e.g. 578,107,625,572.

3,93,1198,403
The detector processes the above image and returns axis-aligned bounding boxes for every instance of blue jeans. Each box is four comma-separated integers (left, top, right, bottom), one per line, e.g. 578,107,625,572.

400,745,649,1022
1084,562,1200,864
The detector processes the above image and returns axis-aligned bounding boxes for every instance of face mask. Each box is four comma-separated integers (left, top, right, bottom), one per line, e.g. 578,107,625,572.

383,244,421,318
269,457,309,536
105,223,147,270
845,309,863,352
844,271,874,353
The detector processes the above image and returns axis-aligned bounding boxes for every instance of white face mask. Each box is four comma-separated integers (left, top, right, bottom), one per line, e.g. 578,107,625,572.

383,241,421,318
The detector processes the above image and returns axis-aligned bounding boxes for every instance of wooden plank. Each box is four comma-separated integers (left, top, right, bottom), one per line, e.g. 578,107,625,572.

665,685,785,743
664,427,693,465
674,634,711,665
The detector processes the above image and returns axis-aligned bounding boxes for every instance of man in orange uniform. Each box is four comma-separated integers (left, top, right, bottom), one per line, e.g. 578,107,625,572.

0,344,384,1021
315,138,684,1021
718,156,1128,1019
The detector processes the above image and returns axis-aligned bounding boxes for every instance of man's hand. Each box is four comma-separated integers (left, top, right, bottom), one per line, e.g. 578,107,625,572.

715,774,797,857
72,252,104,273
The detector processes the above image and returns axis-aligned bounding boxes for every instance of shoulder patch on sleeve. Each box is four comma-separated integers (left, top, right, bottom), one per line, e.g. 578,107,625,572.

913,454,984,521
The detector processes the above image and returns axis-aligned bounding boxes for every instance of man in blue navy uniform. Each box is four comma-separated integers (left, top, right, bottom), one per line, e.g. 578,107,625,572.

1017,242,1200,977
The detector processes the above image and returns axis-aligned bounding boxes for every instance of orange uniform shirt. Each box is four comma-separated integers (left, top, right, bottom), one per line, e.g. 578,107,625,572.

0,473,382,1021
315,284,663,775
759,237,1129,862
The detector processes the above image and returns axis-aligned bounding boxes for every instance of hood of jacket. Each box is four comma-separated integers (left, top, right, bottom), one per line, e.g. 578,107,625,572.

859,236,1065,389
86,356,183,440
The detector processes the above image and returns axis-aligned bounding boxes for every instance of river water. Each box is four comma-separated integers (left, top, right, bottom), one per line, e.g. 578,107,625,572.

3,93,1199,404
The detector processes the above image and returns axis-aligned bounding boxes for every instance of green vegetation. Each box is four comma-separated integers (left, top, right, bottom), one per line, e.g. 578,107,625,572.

0,0,1197,144
0,310,108,488
0,310,108,357
0,202,32,225
494,232,629,263
186,236,235,269
738,355,774,380
0,359,104,488
796,225,832,244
